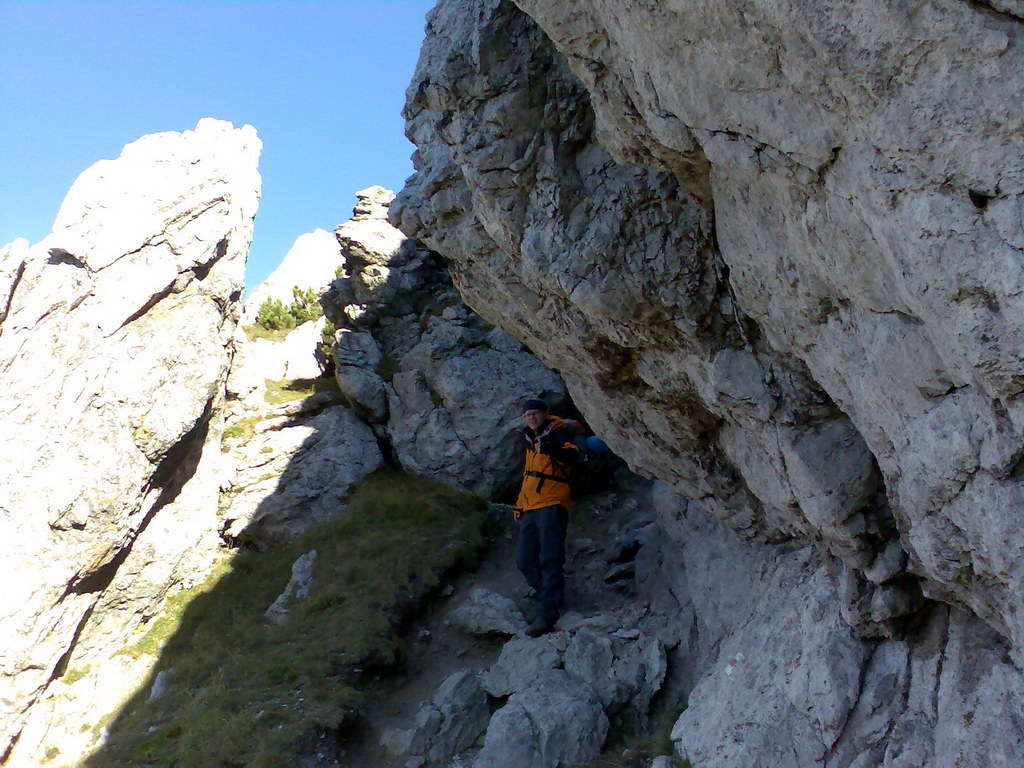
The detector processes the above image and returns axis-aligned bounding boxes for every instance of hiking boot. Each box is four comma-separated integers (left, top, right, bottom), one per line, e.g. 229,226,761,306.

517,588,540,623
525,615,556,637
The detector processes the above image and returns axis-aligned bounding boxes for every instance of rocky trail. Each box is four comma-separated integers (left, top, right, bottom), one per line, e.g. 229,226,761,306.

343,475,679,768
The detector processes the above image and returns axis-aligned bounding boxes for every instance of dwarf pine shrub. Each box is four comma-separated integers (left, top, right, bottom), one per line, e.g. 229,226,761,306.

254,297,296,331
254,286,324,332
287,286,321,325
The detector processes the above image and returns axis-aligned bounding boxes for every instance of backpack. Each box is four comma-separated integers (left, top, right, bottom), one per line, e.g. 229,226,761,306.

562,420,613,495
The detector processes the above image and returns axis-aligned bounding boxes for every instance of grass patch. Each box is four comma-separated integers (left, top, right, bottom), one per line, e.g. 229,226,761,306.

61,664,91,685
222,415,265,449
242,324,292,343
85,469,486,768
263,376,340,406
120,559,233,660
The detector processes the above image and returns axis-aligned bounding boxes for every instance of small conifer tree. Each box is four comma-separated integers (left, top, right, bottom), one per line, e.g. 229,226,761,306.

288,286,322,325
254,286,324,331
255,297,296,331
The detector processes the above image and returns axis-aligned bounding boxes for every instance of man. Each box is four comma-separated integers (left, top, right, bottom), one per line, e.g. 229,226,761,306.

514,398,580,636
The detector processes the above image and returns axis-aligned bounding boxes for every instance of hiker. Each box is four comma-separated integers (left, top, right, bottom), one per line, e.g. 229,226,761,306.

513,398,580,636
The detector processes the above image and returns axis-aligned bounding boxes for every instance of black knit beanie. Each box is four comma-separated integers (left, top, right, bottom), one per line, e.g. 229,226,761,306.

522,398,549,413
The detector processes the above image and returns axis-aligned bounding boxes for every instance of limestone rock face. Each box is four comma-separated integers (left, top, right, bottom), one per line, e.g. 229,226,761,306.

642,486,1024,768
324,187,566,498
393,0,1024,647
504,0,1024,646
219,397,383,547
0,118,260,761
392,0,886,574
241,228,343,323
393,0,1024,761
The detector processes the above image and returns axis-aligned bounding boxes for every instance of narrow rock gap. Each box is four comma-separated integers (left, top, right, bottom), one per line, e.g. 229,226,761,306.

0,258,27,329
930,607,951,719
191,238,229,281
0,727,22,765
48,604,97,684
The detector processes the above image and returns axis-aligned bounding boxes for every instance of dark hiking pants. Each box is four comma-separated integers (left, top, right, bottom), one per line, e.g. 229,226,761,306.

516,504,568,624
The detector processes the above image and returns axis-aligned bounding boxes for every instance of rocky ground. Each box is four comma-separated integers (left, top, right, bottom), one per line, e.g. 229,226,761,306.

340,474,683,768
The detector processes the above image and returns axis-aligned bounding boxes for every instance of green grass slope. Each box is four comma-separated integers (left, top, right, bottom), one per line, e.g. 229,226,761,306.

84,469,486,768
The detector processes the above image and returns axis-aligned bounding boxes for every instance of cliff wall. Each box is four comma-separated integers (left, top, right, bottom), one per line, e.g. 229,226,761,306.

391,0,1024,763
0,119,261,764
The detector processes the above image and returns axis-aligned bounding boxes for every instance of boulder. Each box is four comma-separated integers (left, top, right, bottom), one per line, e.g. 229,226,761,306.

220,403,383,546
565,628,665,722
147,669,176,702
481,636,563,697
447,587,528,636
265,550,318,624
384,670,490,764
0,118,260,763
473,669,608,768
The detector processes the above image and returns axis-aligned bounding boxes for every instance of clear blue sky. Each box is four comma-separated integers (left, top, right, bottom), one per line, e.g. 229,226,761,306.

0,0,434,290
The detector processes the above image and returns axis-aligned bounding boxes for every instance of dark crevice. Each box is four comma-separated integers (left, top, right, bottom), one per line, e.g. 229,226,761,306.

0,258,27,330
930,607,951,718
963,0,1024,23
193,238,228,281
48,604,97,684
107,280,180,338
0,726,22,765
61,393,217,599
815,146,843,183
968,188,994,210
46,249,90,270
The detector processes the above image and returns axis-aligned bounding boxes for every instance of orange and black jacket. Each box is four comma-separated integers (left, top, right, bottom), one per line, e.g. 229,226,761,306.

515,416,580,513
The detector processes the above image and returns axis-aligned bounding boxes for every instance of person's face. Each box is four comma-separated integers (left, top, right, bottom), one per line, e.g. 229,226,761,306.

523,409,547,431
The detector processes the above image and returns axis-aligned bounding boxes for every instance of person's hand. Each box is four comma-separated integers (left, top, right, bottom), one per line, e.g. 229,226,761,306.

513,507,523,522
